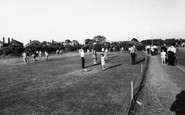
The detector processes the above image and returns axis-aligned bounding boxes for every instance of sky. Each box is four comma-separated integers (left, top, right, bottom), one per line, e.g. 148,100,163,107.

0,0,185,45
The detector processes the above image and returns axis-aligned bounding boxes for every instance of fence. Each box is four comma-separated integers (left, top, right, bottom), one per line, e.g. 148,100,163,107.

125,55,150,115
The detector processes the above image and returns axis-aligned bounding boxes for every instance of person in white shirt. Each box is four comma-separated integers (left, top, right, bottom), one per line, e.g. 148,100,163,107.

79,48,86,71
101,48,105,52
146,45,151,54
101,54,106,70
130,45,137,65
45,51,49,61
161,49,166,65
22,51,27,64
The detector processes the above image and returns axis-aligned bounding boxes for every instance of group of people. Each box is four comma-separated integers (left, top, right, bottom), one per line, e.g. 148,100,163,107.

56,49,64,55
22,50,49,64
160,44,177,66
146,45,158,55
79,48,108,71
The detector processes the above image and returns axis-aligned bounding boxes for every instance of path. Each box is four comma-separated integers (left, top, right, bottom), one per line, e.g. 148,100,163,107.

132,54,185,115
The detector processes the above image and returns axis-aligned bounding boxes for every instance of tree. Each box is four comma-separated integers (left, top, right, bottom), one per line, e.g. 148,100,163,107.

131,38,139,42
72,40,79,46
65,39,71,45
25,40,41,53
85,39,94,45
93,35,106,44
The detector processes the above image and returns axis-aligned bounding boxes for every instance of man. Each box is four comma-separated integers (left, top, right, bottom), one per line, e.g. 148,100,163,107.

79,48,87,71
130,45,137,65
146,45,151,54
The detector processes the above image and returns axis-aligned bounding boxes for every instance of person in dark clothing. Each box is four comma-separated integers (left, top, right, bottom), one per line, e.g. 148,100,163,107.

167,44,176,66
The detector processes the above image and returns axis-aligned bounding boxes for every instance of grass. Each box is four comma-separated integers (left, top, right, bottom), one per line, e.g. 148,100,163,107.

0,51,146,115
176,47,185,66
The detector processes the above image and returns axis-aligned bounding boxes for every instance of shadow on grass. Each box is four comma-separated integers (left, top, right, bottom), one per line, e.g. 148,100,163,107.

135,58,145,65
108,55,118,59
104,64,122,71
86,62,101,68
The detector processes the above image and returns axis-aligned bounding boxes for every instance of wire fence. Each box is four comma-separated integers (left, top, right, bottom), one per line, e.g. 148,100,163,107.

125,55,150,115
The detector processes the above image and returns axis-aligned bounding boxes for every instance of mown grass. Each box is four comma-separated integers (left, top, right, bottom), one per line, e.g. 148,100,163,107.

0,51,146,115
176,47,185,66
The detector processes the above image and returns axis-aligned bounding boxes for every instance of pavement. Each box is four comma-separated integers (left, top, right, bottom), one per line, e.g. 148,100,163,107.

131,54,185,115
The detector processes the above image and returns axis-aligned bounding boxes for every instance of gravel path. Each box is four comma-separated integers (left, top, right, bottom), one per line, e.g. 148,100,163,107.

132,55,184,115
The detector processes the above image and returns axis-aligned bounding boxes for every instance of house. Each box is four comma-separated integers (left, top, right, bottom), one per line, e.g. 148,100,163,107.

10,39,24,47
0,37,24,48
0,41,4,47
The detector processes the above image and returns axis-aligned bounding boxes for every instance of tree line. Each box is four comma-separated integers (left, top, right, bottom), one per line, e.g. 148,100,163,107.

0,36,185,57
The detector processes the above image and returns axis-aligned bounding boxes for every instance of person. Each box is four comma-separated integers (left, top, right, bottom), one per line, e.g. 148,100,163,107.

22,51,27,64
26,51,30,62
101,54,106,70
121,47,124,52
60,49,64,55
161,44,167,64
130,45,137,65
146,45,151,54
92,50,97,64
36,51,39,57
105,48,108,60
56,50,59,55
45,51,49,61
79,48,87,72
161,49,166,65
87,49,90,53
170,91,185,115
128,46,132,53
167,44,176,66
101,47,105,52
32,51,37,62
39,51,42,57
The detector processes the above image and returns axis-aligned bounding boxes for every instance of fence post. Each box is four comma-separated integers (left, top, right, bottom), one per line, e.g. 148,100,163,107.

131,81,133,104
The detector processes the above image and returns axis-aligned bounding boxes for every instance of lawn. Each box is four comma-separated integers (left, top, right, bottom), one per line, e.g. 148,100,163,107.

0,51,146,115
176,47,185,66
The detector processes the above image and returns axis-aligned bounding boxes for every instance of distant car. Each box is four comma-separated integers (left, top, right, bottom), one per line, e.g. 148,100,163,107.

151,45,158,55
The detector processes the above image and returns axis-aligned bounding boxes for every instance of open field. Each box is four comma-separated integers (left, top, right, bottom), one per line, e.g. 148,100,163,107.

0,51,146,115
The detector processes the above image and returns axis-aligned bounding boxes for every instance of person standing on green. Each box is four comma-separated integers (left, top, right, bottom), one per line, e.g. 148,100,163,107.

130,45,137,65
79,48,87,72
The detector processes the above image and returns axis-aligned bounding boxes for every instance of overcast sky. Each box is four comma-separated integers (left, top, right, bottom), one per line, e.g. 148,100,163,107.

0,0,185,45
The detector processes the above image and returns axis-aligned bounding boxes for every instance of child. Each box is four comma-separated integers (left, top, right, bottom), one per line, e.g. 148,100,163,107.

45,51,49,61
101,54,106,70
161,49,166,65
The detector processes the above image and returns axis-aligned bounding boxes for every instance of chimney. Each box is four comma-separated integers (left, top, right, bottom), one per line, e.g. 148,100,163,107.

11,38,13,41
3,37,5,43
8,38,10,44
